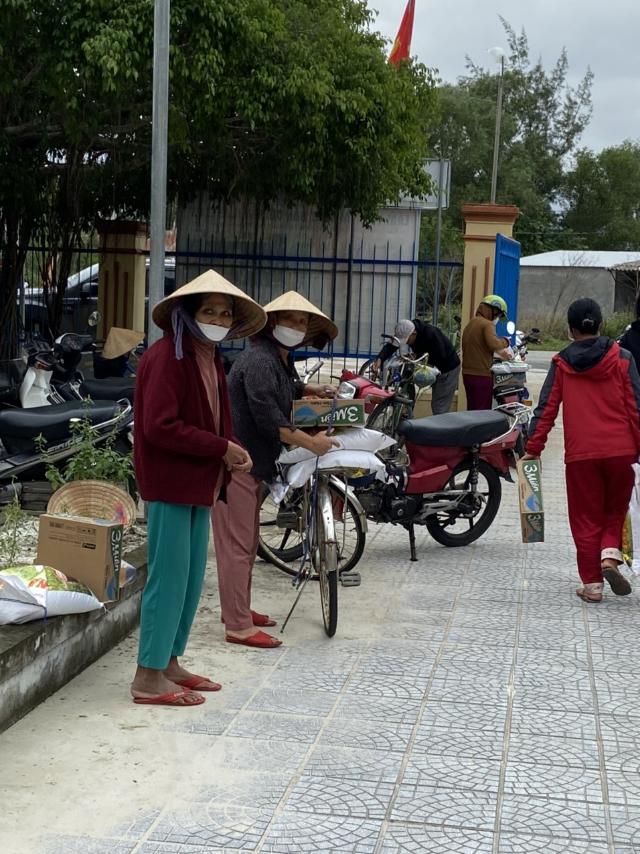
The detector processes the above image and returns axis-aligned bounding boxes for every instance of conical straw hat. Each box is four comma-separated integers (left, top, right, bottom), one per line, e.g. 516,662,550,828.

47,480,137,530
102,327,145,360
262,291,338,347
152,270,267,339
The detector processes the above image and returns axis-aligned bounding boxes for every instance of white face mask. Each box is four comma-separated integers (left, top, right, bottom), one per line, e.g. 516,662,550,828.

273,324,306,348
492,317,499,326
196,321,229,342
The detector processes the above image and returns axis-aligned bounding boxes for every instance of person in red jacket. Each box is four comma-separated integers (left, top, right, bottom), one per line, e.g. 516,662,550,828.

524,298,640,603
130,271,266,706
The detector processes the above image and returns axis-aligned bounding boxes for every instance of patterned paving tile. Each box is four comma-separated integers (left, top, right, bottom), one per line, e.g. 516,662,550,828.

512,683,595,714
260,811,382,853
444,628,517,648
318,716,414,753
147,805,272,850
427,679,512,707
499,796,607,842
302,745,404,783
245,688,337,716
609,803,640,846
165,711,236,737
112,810,162,839
509,708,598,741
284,775,394,819
593,685,640,720
354,650,438,678
497,833,609,853
264,668,349,694
380,823,494,853
390,785,498,830
332,695,422,726
225,711,323,744
412,722,504,758
605,769,640,808
401,752,503,794
503,759,603,803
344,673,429,702
192,772,291,810
208,737,308,773
507,733,600,769
376,622,447,643
420,699,507,732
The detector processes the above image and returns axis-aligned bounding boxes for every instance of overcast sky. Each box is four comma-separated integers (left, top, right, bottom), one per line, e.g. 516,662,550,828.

369,0,639,153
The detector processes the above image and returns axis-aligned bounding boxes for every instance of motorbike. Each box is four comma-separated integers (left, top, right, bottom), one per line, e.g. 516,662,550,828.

0,396,133,506
491,321,541,409
260,403,531,567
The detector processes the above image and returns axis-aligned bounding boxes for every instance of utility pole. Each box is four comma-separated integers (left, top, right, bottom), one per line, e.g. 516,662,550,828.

148,0,170,345
489,49,505,205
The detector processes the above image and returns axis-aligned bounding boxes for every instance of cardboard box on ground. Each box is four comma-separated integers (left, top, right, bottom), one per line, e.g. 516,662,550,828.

37,515,124,602
517,458,544,543
292,399,365,429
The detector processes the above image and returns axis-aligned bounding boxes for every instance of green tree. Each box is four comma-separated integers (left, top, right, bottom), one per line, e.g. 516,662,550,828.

425,18,593,259
563,142,640,250
0,0,438,357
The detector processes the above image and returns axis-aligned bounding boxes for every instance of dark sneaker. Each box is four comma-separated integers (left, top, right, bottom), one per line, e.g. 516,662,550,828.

602,565,632,596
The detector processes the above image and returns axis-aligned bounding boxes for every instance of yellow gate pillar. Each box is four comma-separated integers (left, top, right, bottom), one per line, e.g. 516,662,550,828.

457,203,519,409
96,221,148,337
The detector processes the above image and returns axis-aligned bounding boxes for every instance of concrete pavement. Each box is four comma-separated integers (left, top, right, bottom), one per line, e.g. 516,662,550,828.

2,375,640,853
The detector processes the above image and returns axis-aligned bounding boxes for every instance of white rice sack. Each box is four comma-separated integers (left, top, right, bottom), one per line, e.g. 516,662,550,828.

278,427,396,465
0,572,45,624
0,565,102,623
285,449,388,489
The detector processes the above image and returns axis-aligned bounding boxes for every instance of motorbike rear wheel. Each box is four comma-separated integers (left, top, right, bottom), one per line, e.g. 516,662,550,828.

425,458,501,547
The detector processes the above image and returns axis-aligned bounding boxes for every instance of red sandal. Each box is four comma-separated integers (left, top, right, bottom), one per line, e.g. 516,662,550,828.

132,690,205,706
226,630,282,649
175,675,222,692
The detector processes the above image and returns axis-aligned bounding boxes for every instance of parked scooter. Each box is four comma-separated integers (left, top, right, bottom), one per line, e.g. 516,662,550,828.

259,403,531,571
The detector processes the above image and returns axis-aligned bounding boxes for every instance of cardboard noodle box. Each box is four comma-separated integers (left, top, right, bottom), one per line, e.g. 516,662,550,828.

517,458,544,543
37,514,124,602
292,398,365,429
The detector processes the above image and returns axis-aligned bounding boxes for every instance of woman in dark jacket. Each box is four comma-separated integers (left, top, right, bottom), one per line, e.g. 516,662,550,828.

212,291,338,648
131,271,266,706
618,294,640,367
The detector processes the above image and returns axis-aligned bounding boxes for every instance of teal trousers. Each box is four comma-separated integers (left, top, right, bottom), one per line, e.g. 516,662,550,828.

138,501,210,669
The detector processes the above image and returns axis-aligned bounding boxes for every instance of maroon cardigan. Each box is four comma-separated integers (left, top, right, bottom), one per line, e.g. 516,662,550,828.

134,334,232,506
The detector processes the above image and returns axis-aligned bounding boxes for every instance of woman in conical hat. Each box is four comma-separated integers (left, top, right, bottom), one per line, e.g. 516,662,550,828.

211,291,339,649
131,270,266,707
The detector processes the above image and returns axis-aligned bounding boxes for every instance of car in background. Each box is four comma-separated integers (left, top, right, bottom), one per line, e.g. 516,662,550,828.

22,257,176,336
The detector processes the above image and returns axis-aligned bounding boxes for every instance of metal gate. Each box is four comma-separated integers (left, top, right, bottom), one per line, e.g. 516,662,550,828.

493,233,521,336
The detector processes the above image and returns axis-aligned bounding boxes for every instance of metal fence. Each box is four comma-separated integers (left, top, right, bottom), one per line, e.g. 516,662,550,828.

18,239,463,366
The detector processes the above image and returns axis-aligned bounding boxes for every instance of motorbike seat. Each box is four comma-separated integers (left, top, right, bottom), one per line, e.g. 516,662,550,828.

80,377,136,402
398,410,510,448
0,401,121,442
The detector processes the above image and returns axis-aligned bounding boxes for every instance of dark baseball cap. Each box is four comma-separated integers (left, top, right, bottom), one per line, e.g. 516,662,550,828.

567,298,602,334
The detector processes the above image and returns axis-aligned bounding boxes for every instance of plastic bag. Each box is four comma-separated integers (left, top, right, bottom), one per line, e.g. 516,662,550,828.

623,463,640,574
0,565,103,624
278,427,396,466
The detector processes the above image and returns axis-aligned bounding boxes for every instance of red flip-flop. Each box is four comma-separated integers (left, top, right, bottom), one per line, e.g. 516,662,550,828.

175,675,222,692
132,690,205,706
226,630,282,649
250,610,277,627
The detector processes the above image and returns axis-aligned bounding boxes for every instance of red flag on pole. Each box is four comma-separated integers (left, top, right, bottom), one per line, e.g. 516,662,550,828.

388,0,416,65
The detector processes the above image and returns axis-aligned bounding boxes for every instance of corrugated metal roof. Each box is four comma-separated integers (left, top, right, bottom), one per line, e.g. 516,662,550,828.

520,250,640,269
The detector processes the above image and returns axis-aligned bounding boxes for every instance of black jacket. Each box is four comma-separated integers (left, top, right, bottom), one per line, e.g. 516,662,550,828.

228,336,304,481
378,318,459,373
619,321,640,368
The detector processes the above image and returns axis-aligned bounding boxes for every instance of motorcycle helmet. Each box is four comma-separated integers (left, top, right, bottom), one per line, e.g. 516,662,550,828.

480,294,508,320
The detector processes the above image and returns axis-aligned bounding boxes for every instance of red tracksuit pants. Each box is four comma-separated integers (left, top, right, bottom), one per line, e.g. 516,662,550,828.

565,455,636,585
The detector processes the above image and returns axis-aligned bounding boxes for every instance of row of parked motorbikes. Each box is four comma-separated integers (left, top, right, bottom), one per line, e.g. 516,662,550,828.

0,313,139,505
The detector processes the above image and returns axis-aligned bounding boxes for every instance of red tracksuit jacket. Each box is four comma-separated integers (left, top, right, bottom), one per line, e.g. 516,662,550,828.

526,338,640,463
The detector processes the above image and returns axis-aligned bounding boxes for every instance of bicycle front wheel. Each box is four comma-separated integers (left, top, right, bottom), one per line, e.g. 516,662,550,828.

313,481,338,637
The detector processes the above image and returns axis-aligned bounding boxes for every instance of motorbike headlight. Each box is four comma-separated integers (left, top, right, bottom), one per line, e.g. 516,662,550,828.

337,381,357,399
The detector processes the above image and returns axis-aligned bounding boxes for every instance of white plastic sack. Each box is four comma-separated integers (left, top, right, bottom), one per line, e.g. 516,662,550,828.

0,565,103,624
278,427,396,466
626,463,640,575
284,449,388,490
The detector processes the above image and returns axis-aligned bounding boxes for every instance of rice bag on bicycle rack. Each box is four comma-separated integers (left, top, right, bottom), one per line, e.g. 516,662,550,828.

278,427,396,466
283,449,388,490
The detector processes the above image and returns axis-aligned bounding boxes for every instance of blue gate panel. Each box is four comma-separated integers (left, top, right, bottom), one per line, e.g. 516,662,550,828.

493,233,521,338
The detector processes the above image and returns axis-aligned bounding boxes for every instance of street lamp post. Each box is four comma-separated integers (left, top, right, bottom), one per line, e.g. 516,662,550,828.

488,47,505,205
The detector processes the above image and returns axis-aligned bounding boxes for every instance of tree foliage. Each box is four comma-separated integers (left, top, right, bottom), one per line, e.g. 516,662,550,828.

562,142,640,250
0,0,438,355
425,18,593,259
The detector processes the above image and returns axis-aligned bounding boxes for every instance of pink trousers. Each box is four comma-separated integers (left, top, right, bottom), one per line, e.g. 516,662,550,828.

211,470,262,631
